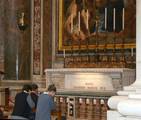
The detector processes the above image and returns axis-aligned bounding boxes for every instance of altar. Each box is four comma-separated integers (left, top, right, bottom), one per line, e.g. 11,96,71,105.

45,68,135,120
45,68,135,91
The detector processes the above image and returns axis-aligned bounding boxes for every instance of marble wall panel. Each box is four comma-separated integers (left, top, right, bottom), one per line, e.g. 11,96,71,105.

4,0,31,80
43,0,52,70
33,0,41,75
0,1,5,72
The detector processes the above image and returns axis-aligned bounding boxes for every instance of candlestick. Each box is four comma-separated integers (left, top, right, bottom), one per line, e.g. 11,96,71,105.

78,11,80,32
86,9,89,30
122,8,125,30
71,14,73,33
20,12,25,26
105,7,107,30
131,48,133,56
113,8,115,31
63,49,66,58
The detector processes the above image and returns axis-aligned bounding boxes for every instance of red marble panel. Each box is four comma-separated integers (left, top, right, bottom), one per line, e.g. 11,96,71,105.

43,0,52,70
33,0,41,75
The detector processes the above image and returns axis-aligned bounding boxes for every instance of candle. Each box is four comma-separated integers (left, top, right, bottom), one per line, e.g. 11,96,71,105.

78,11,80,32
86,98,90,104
122,8,125,30
113,8,115,31
63,49,66,58
79,98,82,104
71,14,73,33
86,9,89,29
131,48,133,56
105,8,107,30
60,97,63,103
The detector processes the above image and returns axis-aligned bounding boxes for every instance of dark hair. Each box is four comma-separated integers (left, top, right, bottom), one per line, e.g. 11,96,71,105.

22,84,32,92
47,84,56,92
31,83,38,91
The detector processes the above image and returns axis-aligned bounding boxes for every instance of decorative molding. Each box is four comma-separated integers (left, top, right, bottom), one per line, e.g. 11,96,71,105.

45,68,134,73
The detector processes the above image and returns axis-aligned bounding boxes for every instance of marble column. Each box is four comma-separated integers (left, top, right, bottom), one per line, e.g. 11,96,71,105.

130,0,141,87
107,0,141,119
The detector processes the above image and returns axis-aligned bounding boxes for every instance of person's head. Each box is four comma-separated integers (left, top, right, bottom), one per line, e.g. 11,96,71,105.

47,84,56,97
31,83,38,93
22,84,32,93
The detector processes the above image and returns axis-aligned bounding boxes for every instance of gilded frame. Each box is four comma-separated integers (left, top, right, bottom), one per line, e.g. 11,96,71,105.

58,0,136,51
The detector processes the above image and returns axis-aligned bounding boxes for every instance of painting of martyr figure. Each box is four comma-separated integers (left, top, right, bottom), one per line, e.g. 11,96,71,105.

58,0,136,50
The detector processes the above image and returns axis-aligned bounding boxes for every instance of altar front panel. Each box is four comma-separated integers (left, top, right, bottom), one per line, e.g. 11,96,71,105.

45,68,135,91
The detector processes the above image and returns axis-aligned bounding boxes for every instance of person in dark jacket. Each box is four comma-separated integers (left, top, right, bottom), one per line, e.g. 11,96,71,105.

11,84,32,120
30,83,39,108
35,84,56,120
27,83,39,120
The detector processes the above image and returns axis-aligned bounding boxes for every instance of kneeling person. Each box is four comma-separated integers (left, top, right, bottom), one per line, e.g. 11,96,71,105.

35,84,56,120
